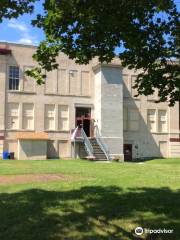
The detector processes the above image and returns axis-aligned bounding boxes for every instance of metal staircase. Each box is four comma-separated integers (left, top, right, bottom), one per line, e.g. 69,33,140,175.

89,138,107,160
71,125,111,161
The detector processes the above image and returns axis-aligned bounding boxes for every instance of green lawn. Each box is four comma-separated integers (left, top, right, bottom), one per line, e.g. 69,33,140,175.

0,158,180,240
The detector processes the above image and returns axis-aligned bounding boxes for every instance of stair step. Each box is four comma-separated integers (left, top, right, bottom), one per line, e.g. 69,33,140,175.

81,138,108,160
94,155,106,157
94,152,105,155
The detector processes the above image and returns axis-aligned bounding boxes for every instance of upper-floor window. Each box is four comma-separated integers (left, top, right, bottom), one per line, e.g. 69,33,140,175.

9,66,20,90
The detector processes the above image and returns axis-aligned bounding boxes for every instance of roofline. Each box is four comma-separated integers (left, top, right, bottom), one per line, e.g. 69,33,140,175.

0,41,37,49
92,62,122,71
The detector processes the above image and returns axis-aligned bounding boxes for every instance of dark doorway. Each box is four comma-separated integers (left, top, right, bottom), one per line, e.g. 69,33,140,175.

124,144,132,161
83,119,90,136
75,107,91,137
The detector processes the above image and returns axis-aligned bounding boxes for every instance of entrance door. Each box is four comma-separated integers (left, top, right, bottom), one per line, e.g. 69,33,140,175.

124,144,132,161
75,107,92,137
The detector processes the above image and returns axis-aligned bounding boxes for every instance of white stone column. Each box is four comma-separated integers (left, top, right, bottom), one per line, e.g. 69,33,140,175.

94,64,124,160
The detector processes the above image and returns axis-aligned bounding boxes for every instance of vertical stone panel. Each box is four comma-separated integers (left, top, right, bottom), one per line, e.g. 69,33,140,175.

23,66,35,92
81,71,90,96
69,70,80,95
45,70,58,94
58,69,67,95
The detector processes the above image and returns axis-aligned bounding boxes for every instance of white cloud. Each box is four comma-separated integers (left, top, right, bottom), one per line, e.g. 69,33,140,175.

8,19,28,32
19,38,33,45
7,19,39,45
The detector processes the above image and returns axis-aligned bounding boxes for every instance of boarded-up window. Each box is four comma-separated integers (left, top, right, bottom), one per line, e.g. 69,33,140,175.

22,103,34,130
69,70,80,95
158,110,167,132
45,70,57,94
123,74,130,98
128,109,139,131
147,109,156,132
58,69,67,95
45,104,55,130
123,107,128,131
131,75,139,99
81,71,90,96
159,141,168,157
23,66,35,92
58,105,69,131
59,140,69,158
7,103,19,129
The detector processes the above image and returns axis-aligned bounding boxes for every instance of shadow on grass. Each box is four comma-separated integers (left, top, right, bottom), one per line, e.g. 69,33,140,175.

0,186,179,240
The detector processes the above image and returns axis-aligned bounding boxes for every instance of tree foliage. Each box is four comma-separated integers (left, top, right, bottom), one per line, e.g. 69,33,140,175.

0,0,37,21
1,0,180,105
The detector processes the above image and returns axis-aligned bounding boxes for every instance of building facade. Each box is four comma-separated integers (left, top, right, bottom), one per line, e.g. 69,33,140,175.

0,42,180,160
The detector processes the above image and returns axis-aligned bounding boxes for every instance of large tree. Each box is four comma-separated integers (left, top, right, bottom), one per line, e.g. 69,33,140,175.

0,0,37,21
1,1,180,105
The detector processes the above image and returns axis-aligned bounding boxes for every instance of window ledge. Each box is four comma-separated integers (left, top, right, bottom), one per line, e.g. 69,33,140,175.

5,129,35,132
150,132,168,134
44,93,91,98
45,130,70,133
8,91,36,94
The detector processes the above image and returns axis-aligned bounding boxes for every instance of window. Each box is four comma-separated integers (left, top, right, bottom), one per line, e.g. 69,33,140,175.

9,66,20,90
147,109,168,133
147,109,156,132
7,103,19,129
22,103,34,130
58,105,69,131
128,109,139,131
45,105,55,130
123,107,128,131
158,110,167,132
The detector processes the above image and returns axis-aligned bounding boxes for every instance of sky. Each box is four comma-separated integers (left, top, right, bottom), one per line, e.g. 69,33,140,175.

0,0,45,45
0,0,179,47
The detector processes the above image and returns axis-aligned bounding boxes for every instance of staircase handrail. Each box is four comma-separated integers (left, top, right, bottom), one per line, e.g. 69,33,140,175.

81,128,94,156
94,125,111,160
71,126,79,141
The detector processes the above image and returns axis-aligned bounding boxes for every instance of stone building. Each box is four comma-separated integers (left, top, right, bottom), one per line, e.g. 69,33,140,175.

0,42,179,160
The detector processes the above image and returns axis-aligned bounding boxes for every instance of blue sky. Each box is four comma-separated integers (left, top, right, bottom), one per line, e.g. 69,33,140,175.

0,0,179,46
0,0,45,45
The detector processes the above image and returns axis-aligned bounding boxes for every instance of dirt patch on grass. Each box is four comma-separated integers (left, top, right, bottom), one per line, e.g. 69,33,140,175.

0,174,74,185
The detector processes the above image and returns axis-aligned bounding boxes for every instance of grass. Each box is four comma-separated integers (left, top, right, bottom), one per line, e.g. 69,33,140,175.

0,158,179,240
